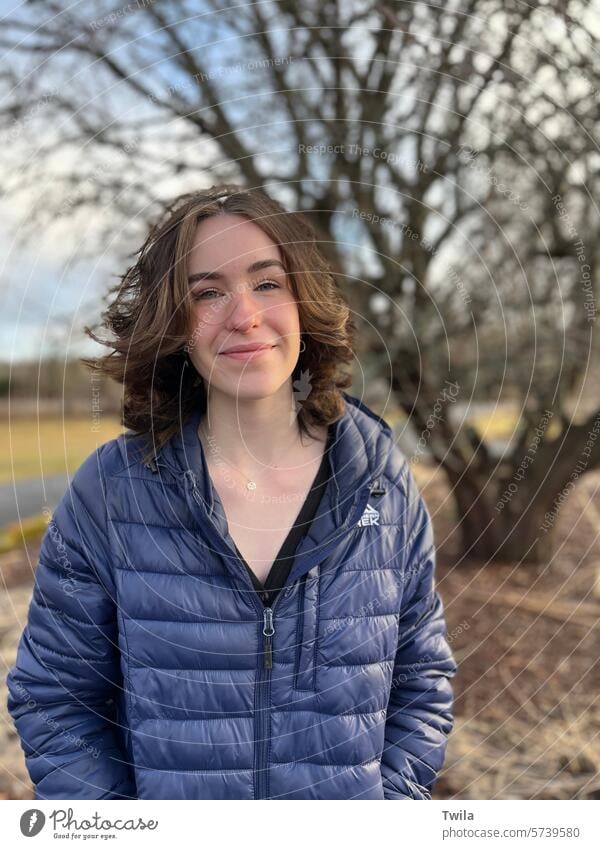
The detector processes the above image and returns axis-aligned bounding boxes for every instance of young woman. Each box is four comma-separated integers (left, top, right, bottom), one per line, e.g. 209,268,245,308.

7,185,457,800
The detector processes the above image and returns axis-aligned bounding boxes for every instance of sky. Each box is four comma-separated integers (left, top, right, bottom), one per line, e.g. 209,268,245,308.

1,0,597,364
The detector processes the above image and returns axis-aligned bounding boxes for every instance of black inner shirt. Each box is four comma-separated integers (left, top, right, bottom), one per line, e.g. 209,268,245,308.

232,428,332,607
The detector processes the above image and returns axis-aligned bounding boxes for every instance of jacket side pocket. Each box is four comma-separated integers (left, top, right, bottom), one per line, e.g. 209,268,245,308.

294,564,320,691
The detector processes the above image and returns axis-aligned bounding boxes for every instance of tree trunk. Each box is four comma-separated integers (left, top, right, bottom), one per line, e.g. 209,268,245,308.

443,465,561,565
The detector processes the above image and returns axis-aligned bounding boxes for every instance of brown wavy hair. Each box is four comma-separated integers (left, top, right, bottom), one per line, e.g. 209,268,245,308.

81,184,355,465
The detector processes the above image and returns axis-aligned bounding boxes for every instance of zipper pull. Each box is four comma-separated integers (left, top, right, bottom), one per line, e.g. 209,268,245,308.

370,478,386,497
262,607,275,670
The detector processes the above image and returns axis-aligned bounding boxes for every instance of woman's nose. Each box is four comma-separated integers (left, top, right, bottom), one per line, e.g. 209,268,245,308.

224,286,262,331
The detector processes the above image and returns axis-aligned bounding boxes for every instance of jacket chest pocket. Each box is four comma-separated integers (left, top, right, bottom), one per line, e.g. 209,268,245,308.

294,564,320,691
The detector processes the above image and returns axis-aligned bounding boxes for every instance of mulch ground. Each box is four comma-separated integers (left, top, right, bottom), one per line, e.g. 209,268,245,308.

412,464,600,799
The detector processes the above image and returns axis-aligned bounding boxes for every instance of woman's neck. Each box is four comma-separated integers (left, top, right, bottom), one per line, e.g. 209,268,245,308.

198,384,311,474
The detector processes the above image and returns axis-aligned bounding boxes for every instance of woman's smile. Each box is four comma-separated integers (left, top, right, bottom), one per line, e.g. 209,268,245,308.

219,344,277,362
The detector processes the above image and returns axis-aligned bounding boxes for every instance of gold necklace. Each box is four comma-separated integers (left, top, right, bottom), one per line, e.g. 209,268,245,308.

198,421,304,491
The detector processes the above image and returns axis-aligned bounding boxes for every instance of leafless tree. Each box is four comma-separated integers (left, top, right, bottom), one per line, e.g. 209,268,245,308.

1,0,598,562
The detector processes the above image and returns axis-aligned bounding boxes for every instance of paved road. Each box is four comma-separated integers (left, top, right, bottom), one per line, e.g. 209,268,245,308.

0,473,69,527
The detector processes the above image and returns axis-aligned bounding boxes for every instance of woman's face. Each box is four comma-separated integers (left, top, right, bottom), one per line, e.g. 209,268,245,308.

186,213,302,401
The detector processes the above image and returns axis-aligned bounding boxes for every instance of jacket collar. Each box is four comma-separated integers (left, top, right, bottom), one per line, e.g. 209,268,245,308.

151,392,393,514
145,393,395,585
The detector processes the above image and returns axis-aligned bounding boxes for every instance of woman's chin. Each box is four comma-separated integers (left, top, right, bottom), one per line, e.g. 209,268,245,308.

214,378,287,402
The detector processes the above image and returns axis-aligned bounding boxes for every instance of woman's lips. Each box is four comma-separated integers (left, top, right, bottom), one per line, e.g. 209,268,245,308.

220,345,275,361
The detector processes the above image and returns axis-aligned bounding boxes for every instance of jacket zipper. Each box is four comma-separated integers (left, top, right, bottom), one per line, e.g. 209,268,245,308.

254,586,290,798
255,606,274,799
262,607,274,670
184,468,379,799
186,470,286,799
255,480,380,794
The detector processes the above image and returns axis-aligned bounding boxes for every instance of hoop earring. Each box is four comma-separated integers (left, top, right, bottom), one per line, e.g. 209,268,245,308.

299,338,306,353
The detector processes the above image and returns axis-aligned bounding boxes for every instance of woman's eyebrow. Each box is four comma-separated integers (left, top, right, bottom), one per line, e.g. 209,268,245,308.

188,258,286,284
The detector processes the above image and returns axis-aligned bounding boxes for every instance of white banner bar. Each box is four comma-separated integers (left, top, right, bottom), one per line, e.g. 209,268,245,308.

0,799,597,848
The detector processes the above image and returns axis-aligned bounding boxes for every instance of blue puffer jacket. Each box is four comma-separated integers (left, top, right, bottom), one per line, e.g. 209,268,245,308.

7,393,457,800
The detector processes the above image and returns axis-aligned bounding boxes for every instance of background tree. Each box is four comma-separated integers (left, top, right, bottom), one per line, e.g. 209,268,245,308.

1,0,598,562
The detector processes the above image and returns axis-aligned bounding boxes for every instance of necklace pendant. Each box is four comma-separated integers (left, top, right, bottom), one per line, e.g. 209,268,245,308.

247,480,257,491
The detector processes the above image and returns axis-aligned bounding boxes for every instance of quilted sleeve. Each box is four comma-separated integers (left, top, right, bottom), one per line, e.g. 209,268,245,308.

381,466,457,800
5,444,136,800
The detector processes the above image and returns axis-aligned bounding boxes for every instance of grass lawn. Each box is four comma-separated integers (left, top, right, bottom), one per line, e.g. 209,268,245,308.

388,405,522,440
0,416,125,484
2,407,531,485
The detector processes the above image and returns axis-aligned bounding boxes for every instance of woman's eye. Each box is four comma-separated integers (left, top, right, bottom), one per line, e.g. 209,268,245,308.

255,279,280,291
193,280,280,300
193,289,221,300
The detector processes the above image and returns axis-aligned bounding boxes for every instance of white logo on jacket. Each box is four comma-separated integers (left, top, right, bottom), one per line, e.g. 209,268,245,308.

357,504,380,527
